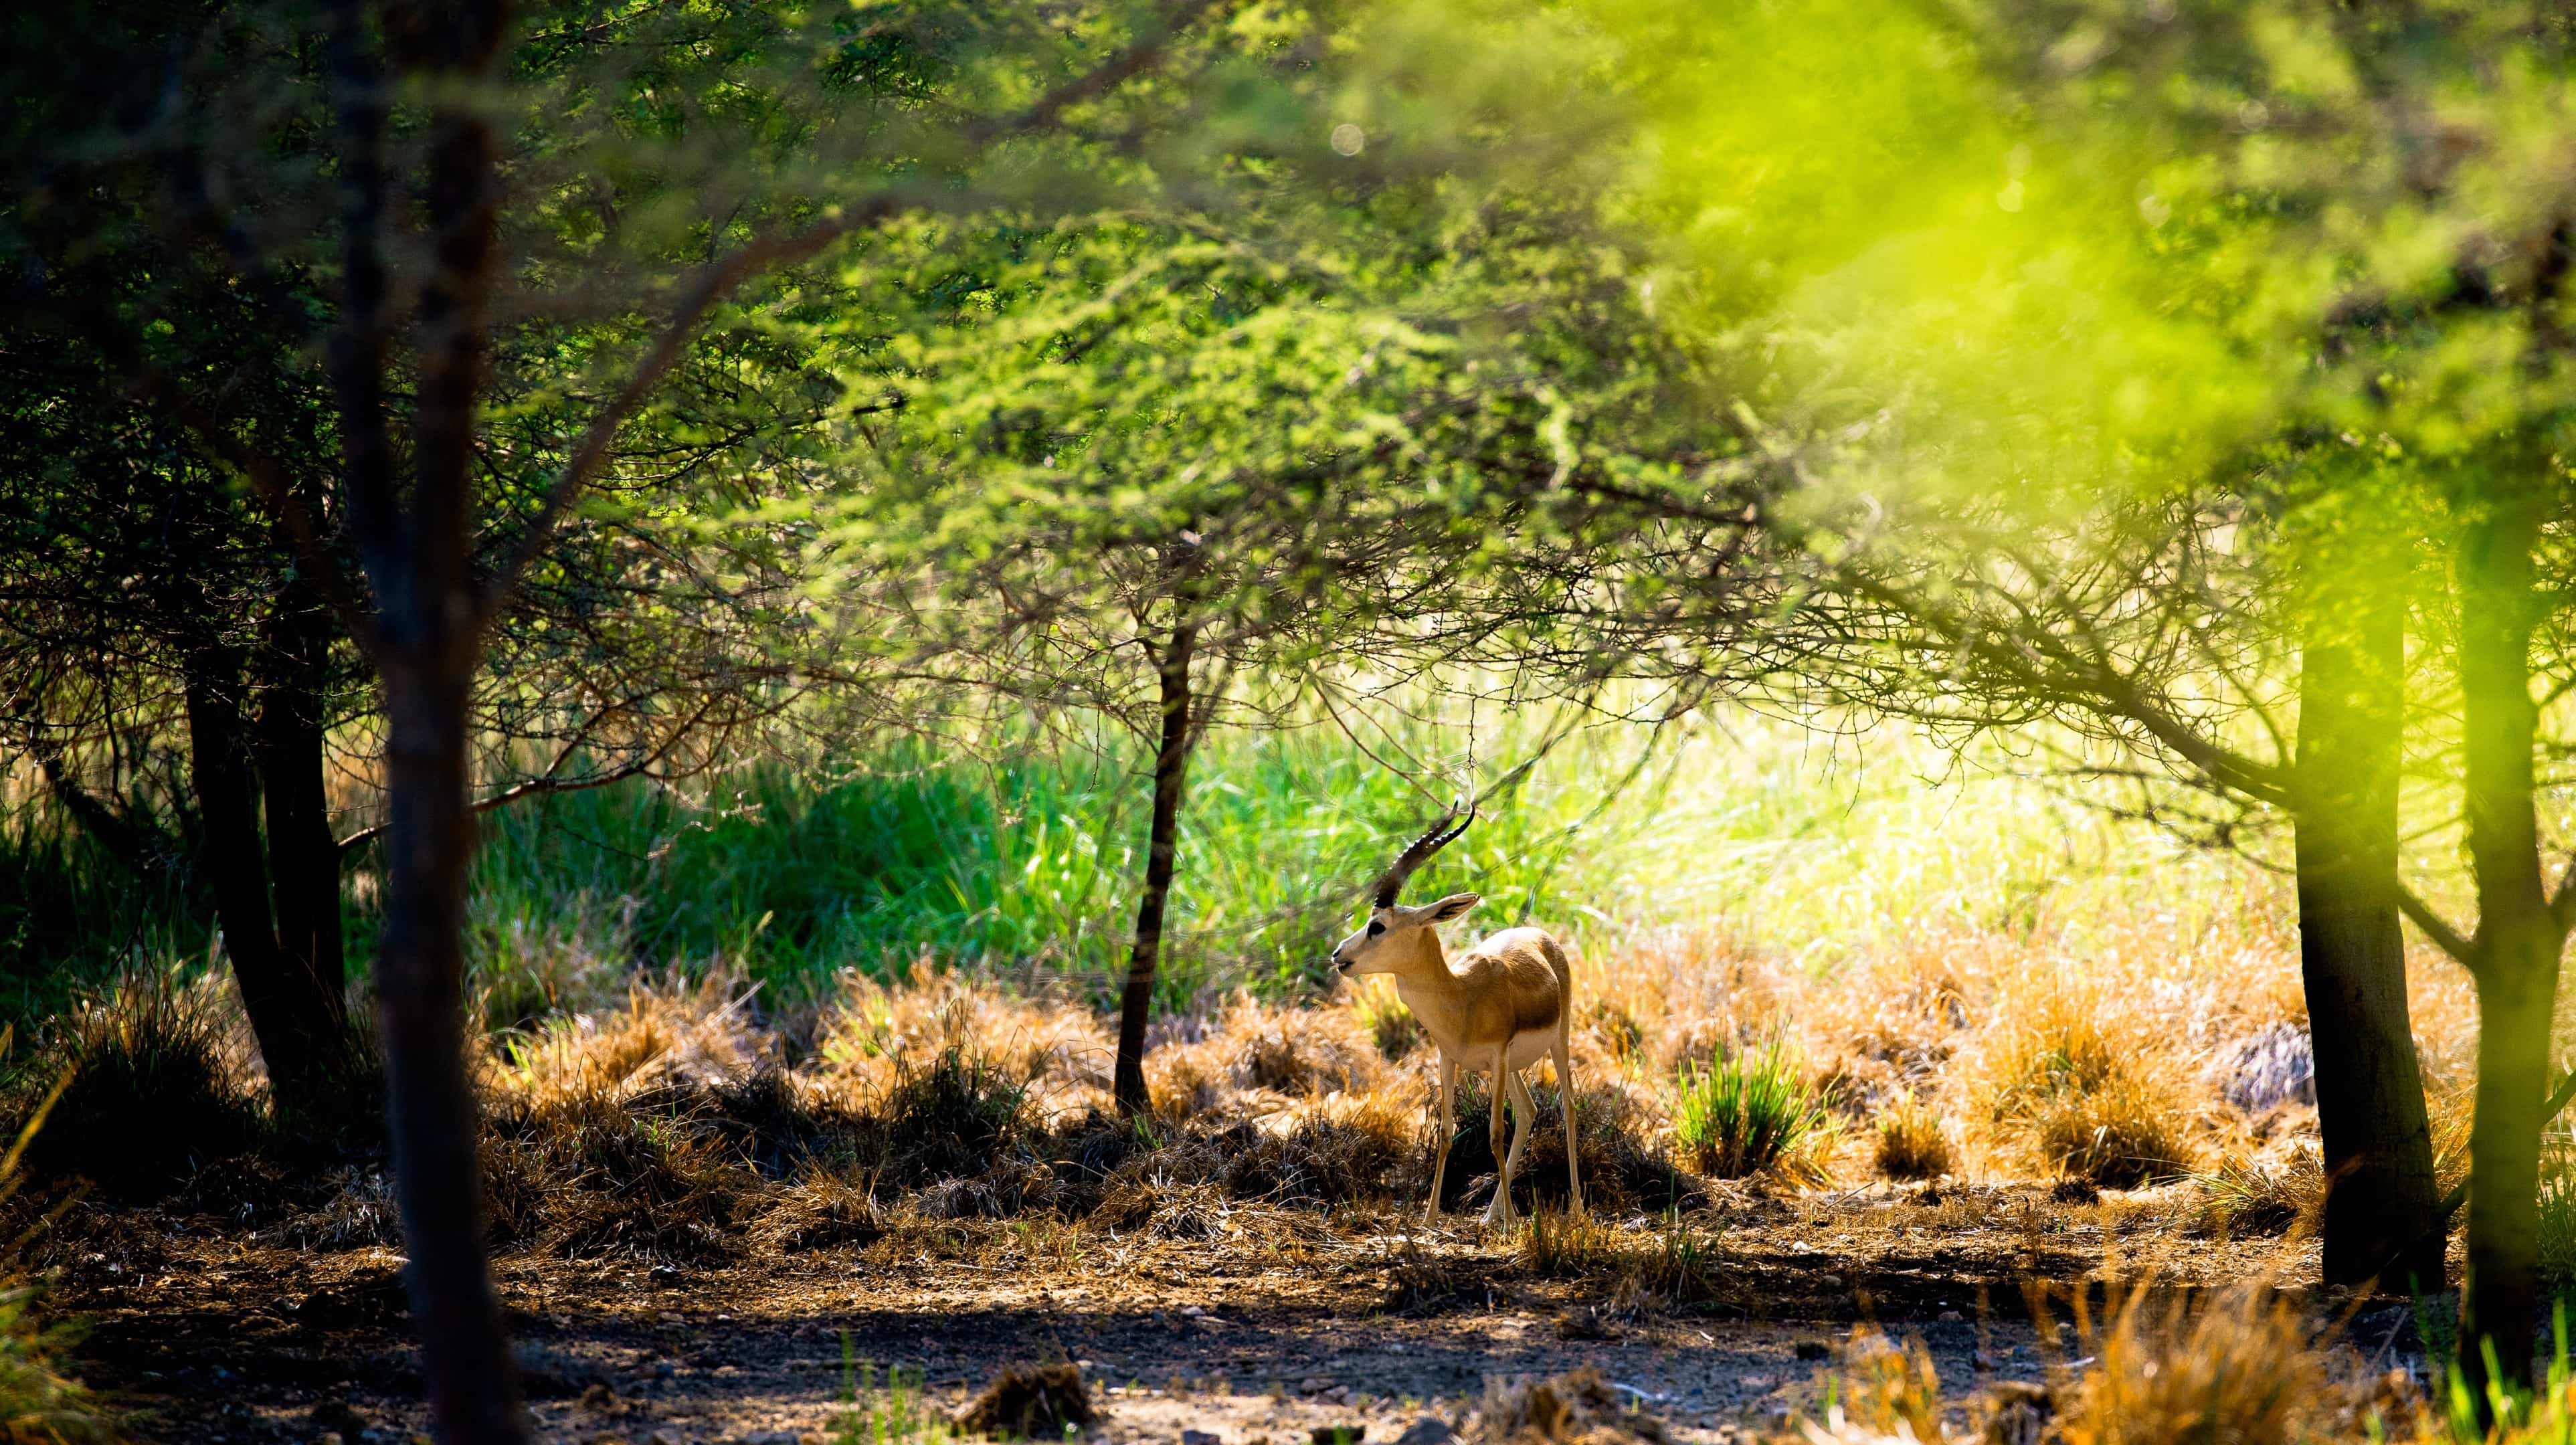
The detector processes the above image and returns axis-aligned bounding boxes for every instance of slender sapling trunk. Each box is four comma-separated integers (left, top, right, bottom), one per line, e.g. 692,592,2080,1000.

1115,614,1200,1117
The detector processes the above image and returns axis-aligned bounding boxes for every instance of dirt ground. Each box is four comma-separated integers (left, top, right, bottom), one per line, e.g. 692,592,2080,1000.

43,1180,2420,1444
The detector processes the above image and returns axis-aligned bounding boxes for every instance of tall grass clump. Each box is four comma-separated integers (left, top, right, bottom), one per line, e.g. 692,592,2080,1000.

860,1042,1034,1189
1873,1093,1954,1181
1673,1039,1829,1181
23,968,262,1199
2055,1285,2315,1445
1962,974,2197,1188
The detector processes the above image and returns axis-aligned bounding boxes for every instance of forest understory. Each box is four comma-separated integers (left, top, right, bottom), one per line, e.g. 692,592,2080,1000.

9,918,2480,1444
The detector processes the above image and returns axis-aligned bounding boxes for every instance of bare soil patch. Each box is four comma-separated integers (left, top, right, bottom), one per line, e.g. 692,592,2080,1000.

41,1181,2392,1444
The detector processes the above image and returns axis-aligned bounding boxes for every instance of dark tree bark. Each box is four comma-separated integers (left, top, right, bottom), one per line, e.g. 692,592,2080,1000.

2291,592,2444,1288
182,652,304,1063
255,575,349,1038
2454,495,2559,1400
333,0,528,1438
189,643,351,1105
1113,614,1200,1117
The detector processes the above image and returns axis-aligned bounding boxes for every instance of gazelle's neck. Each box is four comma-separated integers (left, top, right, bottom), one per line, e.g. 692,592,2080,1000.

1390,929,1459,993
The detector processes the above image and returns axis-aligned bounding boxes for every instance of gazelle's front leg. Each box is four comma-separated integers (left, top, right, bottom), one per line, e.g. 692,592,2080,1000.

1423,1054,1459,1224
1482,1044,1519,1226
1501,1064,1538,1186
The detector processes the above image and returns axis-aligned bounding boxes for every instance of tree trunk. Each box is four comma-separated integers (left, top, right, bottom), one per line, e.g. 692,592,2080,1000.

256,580,364,1132
2292,593,2444,1288
184,647,316,1084
256,580,350,1035
377,658,523,1442
352,0,527,1436
1114,617,1200,1117
2454,496,2559,1400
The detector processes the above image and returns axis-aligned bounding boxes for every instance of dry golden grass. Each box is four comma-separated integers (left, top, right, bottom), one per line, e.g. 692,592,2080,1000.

1832,1328,1947,1444
1873,1092,1956,1181
812,961,1113,1119
30,870,2490,1292
488,974,765,1108
1944,966,2201,1186
2055,1284,2318,1445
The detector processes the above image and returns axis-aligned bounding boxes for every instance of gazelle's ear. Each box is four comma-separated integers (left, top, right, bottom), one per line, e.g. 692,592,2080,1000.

1424,892,1480,924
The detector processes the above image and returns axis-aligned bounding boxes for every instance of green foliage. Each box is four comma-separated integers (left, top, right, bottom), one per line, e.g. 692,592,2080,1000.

1672,1038,1830,1180
0,801,207,1023
833,1351,953,1445
462,705,2247,1011
2542,1161,2576,1296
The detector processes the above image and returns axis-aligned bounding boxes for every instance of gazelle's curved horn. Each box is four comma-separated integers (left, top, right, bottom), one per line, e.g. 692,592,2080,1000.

1373,802,1475,908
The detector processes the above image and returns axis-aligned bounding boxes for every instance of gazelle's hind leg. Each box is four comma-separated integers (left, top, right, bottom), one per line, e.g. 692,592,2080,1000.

1554,1030,1585,1218
1481,1044,1520,1226
1424,1054,1459,1224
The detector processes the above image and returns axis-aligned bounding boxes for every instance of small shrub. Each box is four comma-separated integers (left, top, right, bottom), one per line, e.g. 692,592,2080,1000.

1873,1094,1955,1181
1475,1367,1668,1445
764,1173,887,1253
1220,1090,1414,1204
1225,999,1380,1095
953,1363,1093,1439
862,1043,1032,1188
483,1092,747,1262
2033,1077,2191,1189
25,970,263,1199
2195,1149,2323,1239
1673,1040,1829,1181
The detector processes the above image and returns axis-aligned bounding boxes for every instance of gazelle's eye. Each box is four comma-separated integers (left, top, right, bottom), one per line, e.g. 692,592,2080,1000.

1366,920,1386,938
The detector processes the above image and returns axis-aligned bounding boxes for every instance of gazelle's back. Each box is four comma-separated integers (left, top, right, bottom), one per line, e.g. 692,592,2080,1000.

1449,927,1570,1041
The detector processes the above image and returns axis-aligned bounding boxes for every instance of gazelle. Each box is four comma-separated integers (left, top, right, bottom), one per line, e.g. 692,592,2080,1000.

1330,808,1582,1226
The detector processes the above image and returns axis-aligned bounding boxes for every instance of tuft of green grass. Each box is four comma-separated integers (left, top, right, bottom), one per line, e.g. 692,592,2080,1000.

1673,1038,1829,1181
832,1345,955,1445
2542,1157,2576,1295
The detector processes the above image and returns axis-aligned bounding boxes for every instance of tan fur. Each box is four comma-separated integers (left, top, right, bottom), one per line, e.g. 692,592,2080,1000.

1332,896,1584,1225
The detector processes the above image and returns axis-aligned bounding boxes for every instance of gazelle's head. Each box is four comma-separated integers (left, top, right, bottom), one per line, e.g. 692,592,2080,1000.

1330,807,1477,978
